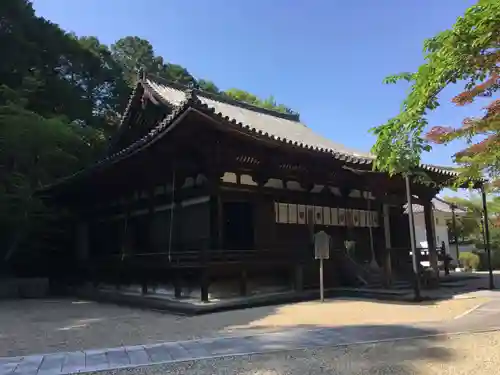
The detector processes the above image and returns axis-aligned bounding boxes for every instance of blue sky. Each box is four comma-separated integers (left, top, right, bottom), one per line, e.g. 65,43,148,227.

32,0,482,196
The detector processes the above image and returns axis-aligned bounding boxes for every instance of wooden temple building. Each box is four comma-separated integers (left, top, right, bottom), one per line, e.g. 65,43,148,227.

41,73,466,302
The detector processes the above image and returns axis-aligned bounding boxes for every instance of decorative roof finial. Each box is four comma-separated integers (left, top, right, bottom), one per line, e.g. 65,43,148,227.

184,87,195,103
137,68,146,82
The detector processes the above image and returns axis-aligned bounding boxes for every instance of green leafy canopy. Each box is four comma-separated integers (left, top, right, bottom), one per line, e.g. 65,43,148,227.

371,0,500,186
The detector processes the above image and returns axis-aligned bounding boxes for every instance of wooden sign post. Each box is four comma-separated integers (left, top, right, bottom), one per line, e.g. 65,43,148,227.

314,230,330,302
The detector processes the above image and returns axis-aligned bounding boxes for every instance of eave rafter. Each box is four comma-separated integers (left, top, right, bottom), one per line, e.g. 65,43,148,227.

38,74,473,200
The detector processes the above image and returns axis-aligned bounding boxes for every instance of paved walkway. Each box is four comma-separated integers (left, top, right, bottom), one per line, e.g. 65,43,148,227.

3,298,500,375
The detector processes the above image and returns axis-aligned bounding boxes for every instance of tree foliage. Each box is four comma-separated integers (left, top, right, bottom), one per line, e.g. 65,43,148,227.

110,36,296,114
443,195,500,251
371,0,500,189
0,0,296,265
196,79,220,94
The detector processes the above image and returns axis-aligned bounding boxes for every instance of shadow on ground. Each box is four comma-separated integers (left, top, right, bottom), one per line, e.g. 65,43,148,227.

88,324,455,375
0,293,475,358
1,272,497,358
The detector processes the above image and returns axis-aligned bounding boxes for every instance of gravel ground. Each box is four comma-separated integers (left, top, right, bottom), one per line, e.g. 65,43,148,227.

0,297,488,357
90,331,500,375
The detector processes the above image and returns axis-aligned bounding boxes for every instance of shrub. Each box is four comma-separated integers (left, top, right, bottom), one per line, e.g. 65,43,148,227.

459,252,480,271
481,250,500,270
492,250,500,269
473,250,500,271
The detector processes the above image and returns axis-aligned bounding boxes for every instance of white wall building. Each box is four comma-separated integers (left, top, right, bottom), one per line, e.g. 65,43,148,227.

411,197,467,262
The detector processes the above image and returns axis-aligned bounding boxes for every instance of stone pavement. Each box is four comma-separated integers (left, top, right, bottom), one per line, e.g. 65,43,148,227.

2,298,500,375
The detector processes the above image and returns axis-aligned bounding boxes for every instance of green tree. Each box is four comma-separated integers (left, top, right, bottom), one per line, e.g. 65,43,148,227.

224,88,261,105
75,36,129,130
110,36,296,114
197,79,220,94
224,89,296,115
0,0,116,264
0,99,105,262
162,63,197,87
443,195,500,250
1,0,128,133
110,36,163,86
446,217,478,243
371,0,500,189
110,36,197,88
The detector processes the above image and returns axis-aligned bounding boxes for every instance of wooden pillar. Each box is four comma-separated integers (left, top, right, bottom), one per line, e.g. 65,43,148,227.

366,197,378,268
203,180,221,303
252,174,269,295
405,175,422,300
451,205,460,266
75,219,90,285
423,200,439,281
142,187,156,296
208,142,224,251
382,204,393,287
209,191,223,250
339,186,352,243
481,185,495,289
239,269,248,296
75,220,89,263
117,194,133,290
200,271,209,302
306,182,317,242
168,169,184,297
202,142,223,302
294,264,304,291
174,273,182,298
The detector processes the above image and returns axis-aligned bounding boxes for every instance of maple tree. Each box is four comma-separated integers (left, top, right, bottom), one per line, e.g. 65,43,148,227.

371,0,500,190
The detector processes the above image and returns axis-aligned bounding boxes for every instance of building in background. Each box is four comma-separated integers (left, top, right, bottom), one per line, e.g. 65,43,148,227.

411,197,467,263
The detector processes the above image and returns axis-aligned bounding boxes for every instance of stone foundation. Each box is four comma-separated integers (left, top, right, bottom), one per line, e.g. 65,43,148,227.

0,278,50,299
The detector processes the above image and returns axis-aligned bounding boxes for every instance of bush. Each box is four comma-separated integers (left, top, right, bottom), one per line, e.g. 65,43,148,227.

478,250,500,270
459,252,480,271
474,249,500,271
492,250,500,269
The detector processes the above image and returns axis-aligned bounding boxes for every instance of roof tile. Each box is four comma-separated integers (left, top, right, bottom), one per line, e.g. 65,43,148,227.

146,77,373,160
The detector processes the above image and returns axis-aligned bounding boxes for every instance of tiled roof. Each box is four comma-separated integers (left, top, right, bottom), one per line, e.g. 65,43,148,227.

404,197,468,214
142,76,461,178
145,78,372,161
38,74,470,193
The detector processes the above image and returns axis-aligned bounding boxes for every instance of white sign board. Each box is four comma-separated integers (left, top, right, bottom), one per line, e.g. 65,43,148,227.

314,230,330,260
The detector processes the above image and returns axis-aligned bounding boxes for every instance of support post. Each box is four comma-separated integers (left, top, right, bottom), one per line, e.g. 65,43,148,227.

405,175,421,301
423,200,439,282
203,183,221,302
209,193,222,251
142,186,155,295
200,270,209,302
117,194,133,290
367,198,378,269
239,269,248,296
481,185,495,290
75,220,90,284
451,205,460,268
382,204,393,287
202,141,223,303
319,258,324,302
75,221,89,262
208,141,223,252
294,264,304,292
174,272,182,299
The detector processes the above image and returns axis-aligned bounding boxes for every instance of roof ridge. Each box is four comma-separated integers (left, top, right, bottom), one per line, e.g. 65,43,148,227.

144,72,302,123
433,196,468,211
